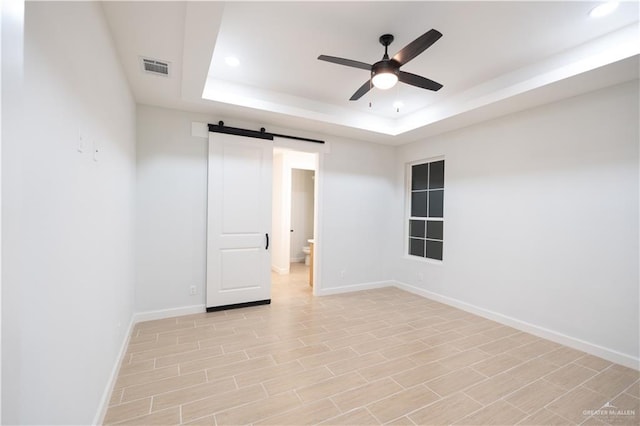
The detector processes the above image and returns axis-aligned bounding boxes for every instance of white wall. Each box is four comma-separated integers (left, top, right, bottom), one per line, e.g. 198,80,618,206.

393,81,639,365
136,105,396,308
136,106,209,312
320,135,396,291
0,0,24,423
1,0,26,420
1,2,136,424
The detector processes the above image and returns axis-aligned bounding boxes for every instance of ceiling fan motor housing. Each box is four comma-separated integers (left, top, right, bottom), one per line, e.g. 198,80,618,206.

372,60,400,79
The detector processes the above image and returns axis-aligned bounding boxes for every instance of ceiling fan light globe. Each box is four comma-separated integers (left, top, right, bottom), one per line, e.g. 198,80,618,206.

372,72,398,90
371,60,400,90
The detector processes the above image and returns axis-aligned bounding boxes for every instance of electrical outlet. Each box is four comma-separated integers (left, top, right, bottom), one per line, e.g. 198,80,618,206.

340,270,346,278
189,285,197,295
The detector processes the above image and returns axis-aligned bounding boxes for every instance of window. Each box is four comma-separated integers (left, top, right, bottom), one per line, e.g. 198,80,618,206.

408,159,444,260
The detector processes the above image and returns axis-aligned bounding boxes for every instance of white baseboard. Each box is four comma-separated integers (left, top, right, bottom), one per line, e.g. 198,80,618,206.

393,280,639,370
316,280,393,296
133,304,206,323
94,303,206,423
95,281,638,423
271,265,289,275
289,257,305,263
92,316,136,425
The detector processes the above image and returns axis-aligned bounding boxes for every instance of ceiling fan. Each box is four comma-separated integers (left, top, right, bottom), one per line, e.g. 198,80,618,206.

318,29,443,101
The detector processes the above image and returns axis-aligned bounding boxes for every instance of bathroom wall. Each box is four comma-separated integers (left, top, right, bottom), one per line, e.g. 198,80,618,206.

290,169,315,262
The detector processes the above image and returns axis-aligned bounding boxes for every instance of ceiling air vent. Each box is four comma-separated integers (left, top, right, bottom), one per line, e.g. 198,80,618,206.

140,57,170,77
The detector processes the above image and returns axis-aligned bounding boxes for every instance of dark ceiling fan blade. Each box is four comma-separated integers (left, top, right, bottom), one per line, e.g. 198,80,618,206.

392,29,442,66
349,80,372,101
318,55,372,71
399,71,443,91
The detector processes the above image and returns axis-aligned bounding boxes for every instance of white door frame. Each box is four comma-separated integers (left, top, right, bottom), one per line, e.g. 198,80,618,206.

272,138,327,296
271,148,316,275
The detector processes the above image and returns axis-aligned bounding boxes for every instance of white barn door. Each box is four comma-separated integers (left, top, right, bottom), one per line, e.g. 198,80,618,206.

206,132,273,310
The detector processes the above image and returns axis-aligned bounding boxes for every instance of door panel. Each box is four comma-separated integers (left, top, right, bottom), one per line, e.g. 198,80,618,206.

220,249,262,291
207,132,273,309
221,143,265,233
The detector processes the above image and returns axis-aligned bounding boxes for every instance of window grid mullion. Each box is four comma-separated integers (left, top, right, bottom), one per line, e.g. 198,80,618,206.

408,159,444,261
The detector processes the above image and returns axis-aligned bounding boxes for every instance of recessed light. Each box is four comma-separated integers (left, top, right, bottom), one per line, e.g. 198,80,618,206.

589,1,619,18
225,56,240,67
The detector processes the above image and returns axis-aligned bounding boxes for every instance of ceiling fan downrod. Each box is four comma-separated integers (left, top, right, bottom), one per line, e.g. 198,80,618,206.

379,34,394,60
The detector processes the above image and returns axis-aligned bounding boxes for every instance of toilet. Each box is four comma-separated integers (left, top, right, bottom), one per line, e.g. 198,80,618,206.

302,246,311,266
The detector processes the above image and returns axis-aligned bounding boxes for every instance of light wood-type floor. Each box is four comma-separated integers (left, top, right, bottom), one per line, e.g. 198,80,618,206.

104,264,639,425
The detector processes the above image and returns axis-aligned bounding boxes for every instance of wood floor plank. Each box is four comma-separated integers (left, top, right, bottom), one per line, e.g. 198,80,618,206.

102,264,636,425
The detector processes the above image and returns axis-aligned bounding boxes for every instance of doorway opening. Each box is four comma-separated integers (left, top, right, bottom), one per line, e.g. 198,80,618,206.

271,148,318,300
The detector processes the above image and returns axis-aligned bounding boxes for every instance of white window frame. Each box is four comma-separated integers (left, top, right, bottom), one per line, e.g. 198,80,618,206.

405,156,445,263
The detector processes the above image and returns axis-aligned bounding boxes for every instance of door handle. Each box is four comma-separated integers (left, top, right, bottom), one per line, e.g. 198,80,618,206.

265,233,269,250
